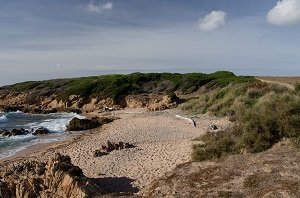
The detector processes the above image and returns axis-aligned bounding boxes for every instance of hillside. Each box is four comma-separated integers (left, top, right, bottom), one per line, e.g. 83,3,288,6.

0,71,256,113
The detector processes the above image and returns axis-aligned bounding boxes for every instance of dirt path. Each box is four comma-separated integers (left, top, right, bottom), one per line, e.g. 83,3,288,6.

256,78,296,90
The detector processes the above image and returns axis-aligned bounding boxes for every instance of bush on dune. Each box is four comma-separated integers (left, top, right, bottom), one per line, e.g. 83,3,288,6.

189,82,300,161
192,131,239,161
237,93,300,152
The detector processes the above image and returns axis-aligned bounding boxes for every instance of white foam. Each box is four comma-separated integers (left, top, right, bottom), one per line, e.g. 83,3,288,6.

0,134,67,159
0,112,86,159
0,115,8,123
8,110,23,114
26,113,85,133
37,117,70,132
0,134,36,159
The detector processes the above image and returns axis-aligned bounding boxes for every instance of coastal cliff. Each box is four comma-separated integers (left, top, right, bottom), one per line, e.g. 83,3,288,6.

0,92,179,114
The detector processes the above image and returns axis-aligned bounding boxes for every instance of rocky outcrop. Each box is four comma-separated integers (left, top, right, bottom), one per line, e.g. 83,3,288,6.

0,153,104,198
146,93,180,111
0,89,181,114
0,93,121,114
46,96,117,114
125,93,180,111
67,117,101,131
67,116,119,131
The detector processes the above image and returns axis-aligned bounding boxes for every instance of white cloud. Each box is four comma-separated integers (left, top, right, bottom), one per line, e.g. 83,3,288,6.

87,1,113,13
198,11,226,31
102,2,113,10
267,0,300,26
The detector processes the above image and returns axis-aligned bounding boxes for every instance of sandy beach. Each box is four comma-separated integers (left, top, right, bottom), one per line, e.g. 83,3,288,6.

0,108,231,195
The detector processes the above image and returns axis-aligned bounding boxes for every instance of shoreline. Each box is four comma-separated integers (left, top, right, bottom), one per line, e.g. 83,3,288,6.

0,132,84,165
0,110,90,163
0,108,231,194
0,108,145,163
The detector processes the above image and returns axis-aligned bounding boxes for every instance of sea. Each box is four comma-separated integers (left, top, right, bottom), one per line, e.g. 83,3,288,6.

0,111,84,159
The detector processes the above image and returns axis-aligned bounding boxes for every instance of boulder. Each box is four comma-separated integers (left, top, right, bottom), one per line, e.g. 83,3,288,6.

32,127,50,135
67,117,100,131
67,116,119,131
10,128,29,136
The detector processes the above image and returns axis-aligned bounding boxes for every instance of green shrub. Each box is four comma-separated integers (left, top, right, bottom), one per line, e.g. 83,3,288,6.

12,81,42,92
190,82,300,161
4,71,256,103
192,131,239,161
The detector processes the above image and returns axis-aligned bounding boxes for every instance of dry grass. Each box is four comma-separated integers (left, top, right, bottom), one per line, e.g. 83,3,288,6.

143,143,300,197
257,76,300,87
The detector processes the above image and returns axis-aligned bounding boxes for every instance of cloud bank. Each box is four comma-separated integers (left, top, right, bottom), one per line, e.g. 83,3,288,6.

267,0,300,26
87,1,113,13
198,11,226,31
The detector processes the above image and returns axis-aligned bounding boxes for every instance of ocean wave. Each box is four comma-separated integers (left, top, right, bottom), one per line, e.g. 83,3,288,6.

26,113,85,133
0,115,8,123
0,134,36,150
0,112,85,159
0,133,66,159
7,110,23,114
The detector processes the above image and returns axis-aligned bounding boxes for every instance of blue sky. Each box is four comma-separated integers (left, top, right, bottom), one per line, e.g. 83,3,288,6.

0,0,300,85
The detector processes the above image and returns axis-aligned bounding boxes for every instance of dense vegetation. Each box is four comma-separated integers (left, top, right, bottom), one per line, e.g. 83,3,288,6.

0,71,256,101
183,81,300,161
